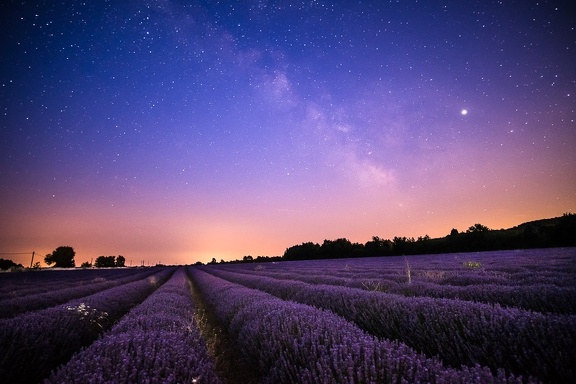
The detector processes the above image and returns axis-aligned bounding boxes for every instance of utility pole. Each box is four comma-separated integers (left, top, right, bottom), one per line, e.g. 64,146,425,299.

30,251,35,268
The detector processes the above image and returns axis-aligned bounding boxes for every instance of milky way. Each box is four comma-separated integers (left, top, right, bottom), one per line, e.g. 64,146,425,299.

1,1,574,265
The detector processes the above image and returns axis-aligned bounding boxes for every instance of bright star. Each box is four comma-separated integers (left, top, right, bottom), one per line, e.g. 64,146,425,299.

461,109,468,115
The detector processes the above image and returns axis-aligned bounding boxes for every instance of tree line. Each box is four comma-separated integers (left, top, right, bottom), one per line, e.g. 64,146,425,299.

281,214,576,261
0,247,128,269
1,247,123,270
230,213,576,263
92,255,126,268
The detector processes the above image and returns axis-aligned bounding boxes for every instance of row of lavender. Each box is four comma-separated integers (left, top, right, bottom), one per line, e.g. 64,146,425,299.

46,267,221,384
226,248,576,286
0,267,175,383
202,264,576,383
0,267,142,297
188,267,530,383
0,268,160,319
217,248,576,314
217,265,576,314
243,248,576,285
384,280,576,314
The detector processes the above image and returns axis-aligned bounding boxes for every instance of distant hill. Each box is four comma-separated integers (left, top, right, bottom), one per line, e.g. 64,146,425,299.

512,216,564,230
418,213,576,255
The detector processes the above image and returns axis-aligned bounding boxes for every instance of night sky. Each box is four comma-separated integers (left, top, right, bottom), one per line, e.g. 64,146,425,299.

1,1,575,266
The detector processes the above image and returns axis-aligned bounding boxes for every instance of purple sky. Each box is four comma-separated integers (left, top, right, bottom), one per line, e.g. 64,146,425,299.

1,1,575,265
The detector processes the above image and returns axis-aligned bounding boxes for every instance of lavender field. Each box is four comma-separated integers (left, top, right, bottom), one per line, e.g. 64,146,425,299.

1,248,575,383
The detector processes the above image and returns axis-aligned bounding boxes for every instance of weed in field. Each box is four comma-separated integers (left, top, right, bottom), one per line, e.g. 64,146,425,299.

404,256,412,284
419,270,447,281
463,261,482,269
66,303,108,330
362,281,389,292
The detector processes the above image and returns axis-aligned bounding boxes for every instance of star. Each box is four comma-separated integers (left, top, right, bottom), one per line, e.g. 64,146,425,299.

0,0,573,265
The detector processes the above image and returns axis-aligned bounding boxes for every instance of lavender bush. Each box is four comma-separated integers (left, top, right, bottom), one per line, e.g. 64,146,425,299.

0,267,174,383
0,268,160,318
223,248,576,287
217,264,576,313
189,267,527,384
0,268,141,297
218,248,576,314
0,269,94,296
203,264,575,383
46,268,221,384
389,281,576,314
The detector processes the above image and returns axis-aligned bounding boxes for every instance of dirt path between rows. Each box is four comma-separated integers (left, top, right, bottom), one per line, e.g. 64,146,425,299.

187,272,260,384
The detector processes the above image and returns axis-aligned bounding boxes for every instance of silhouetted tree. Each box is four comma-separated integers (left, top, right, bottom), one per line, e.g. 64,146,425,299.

449,228,459,236
284,242,321,260
392,236,415,255
365,236,393,256
116,255,126,267
44,246,76,268
463,224,490,251
319,238,357,259
254,255,282,262
94,255,116,268
0,258,22,270
467,223,490,233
